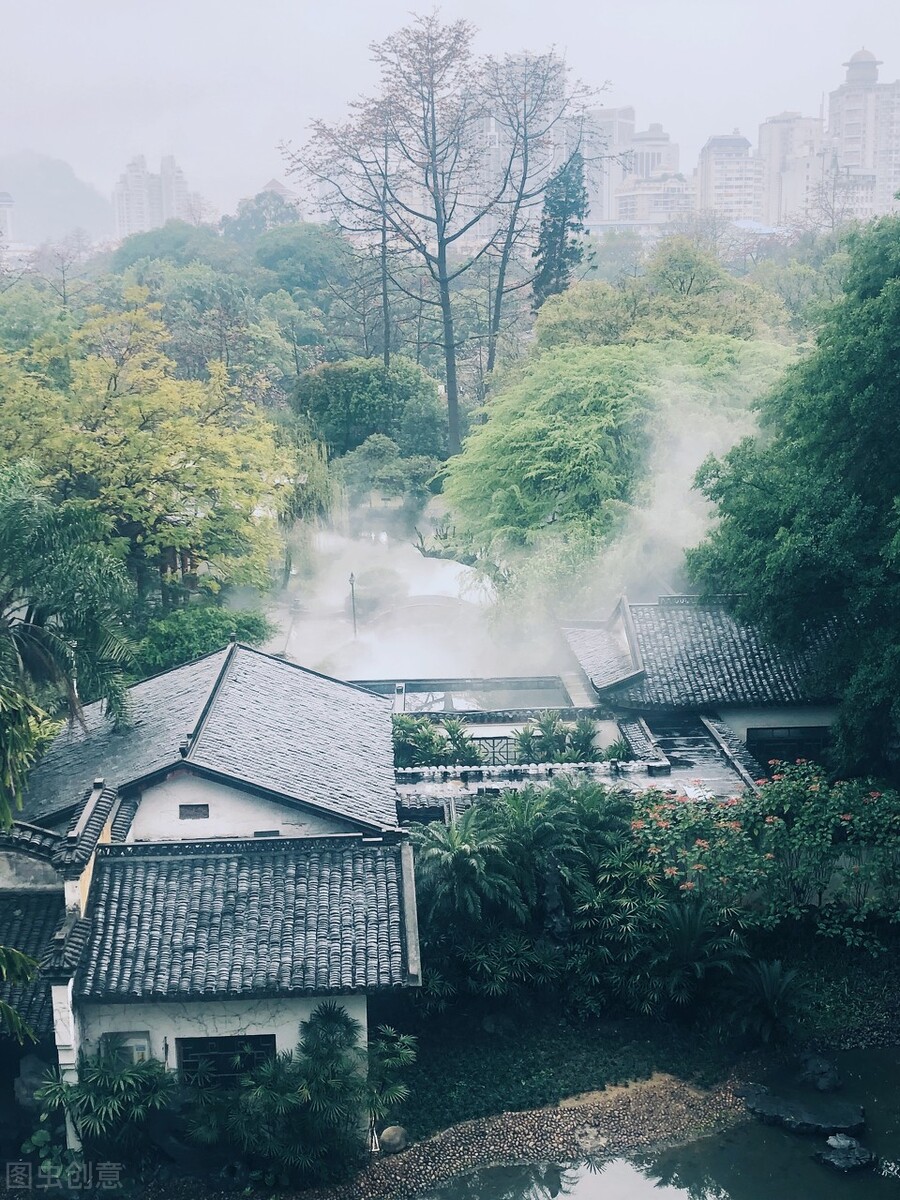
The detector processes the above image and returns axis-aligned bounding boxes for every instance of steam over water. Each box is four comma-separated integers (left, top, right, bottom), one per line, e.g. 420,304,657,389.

267,531,572,681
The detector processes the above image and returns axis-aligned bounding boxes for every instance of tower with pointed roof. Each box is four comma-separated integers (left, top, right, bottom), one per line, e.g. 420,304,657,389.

827,49,900,217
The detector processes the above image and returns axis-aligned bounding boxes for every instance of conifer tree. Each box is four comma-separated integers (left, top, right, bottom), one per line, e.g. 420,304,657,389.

532,152,588,309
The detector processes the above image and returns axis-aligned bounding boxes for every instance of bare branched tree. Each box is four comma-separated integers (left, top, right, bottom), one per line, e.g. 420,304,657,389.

293,14,595,453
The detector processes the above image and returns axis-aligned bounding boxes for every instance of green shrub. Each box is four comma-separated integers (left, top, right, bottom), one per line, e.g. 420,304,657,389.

186,1003,415,1187
392,715,484,767
134,605,274,676
513,713,602,763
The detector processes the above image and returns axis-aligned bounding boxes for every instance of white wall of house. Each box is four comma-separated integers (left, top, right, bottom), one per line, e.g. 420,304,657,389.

128,773,356,842
78,993,369,1065
0,850,61,890
718,706,838,744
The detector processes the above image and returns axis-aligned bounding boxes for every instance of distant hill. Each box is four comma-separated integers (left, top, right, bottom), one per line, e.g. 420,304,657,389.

0,152,113,244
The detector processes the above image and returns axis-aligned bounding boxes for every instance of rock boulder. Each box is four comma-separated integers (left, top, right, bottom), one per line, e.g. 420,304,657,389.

797,1053,841,1093
746,1092,865,1136
379,1126,409,1154
815,1134,876,1173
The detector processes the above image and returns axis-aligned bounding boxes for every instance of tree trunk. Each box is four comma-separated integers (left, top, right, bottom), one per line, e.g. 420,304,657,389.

437,250,461,454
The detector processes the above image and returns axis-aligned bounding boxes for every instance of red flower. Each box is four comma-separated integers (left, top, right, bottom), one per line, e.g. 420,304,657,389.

679,881,696,891
694,838,710,849
840,813,853,822
664,866,679,877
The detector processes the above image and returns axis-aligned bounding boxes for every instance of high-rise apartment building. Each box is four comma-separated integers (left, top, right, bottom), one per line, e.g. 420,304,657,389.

113,155,200,240
0,192,13,243
827,49,900,217
613,123,693,226
696,132,765,223
583,106,636,229
757,111,825,226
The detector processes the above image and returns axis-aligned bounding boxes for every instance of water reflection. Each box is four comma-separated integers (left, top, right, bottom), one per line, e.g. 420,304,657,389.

417,1048,900,1200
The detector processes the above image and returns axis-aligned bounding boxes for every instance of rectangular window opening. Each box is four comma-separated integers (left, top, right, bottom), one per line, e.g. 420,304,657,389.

179,804,209,820
176,1035,276,1086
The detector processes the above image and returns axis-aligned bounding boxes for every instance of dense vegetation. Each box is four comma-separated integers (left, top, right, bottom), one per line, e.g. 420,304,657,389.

28,1004,416,1188
689,216,900,772
410,768,900,1016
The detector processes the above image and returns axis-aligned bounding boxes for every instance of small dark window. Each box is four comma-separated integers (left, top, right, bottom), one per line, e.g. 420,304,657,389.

177,1035,275,1086
178,804,209,820
253,830,280,838
747,726,831,767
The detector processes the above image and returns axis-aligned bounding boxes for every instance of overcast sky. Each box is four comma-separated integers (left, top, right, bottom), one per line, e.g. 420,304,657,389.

2,0,896,213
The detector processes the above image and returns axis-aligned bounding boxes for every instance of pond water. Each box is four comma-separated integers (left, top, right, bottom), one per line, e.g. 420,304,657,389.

417,1048,900,1200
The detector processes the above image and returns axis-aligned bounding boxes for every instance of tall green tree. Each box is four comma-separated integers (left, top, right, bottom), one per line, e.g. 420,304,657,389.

0,462,133,823
687,216,900,772
293,356,446,458
441,345,653,547
531,151,588,310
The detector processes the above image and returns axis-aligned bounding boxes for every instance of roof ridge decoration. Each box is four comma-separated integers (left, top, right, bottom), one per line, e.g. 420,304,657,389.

97,831,404,860
183,639,240,759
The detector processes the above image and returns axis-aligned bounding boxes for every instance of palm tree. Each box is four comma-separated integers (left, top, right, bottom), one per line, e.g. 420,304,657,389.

410,807,525,925
482,786,583,916
726,959,807,1044
645,899,747,1009
0,462,133,823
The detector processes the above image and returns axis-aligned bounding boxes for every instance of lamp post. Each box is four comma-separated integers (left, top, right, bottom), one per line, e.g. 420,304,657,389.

349,572,358,638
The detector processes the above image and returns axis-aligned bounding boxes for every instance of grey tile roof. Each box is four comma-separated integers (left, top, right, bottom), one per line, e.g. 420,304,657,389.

22,650,230,824
188,648,398,830
566,598,834,710
22,645,398,832
0,823,61,863
76,838,414,1001
0,892,65,1040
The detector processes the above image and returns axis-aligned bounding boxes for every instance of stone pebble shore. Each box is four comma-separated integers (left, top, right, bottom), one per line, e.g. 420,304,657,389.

305,1073,746,1200
0,1073,746,1200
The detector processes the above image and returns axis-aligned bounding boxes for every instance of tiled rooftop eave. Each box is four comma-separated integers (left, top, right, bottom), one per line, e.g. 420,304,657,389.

76,835,416,1001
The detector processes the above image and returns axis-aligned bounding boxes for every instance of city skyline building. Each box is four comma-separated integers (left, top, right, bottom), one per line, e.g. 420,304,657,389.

827,49,900,218
0,192,13,243
695,131,765,224
112,154,204,240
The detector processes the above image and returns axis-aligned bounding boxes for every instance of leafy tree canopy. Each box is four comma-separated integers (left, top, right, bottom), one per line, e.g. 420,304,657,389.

0,301,291,599
535,237,784,351
110,220,242,274
253,223,349,307
442,346,651,547
294,355,446,458
133,606,274,678
687,216,900,773
220,189,301,246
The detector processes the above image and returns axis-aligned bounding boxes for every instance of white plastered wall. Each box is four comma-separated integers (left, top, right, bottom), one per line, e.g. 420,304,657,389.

128,773,356,842
78,994,369,1066
718,706,838,744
